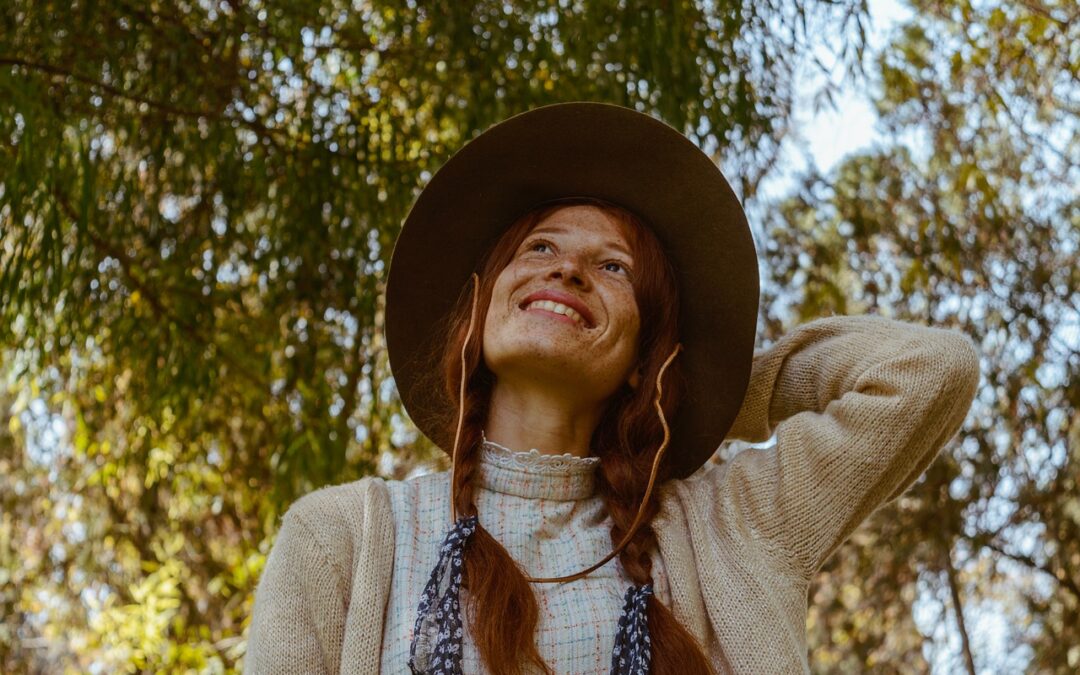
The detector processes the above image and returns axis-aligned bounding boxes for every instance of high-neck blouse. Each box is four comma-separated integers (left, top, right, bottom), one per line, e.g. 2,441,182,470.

379,440,672,673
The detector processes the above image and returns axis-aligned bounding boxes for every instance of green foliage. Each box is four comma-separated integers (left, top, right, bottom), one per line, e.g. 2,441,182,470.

0,0,868,671
763,0,1078,671
2,0,1075,671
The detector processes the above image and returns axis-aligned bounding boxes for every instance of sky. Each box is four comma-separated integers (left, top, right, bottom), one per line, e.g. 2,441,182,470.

758,0,916,200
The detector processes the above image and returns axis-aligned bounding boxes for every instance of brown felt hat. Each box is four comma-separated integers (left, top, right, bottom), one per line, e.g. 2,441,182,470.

385,102,759,480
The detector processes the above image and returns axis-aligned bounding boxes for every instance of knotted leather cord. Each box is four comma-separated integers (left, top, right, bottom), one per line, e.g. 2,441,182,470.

447,273,683,583
449,273,481,523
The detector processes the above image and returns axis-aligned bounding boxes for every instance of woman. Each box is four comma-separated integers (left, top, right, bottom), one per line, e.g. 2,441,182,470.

245,103,980,674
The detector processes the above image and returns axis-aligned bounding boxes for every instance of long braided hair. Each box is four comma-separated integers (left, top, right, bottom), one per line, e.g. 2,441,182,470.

436,198,714,674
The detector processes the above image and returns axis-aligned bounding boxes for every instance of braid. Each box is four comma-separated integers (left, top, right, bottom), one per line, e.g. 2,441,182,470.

592,339,673,581
440,275,553,675
450,386,487,520
593,345,716,675
595,449,662,585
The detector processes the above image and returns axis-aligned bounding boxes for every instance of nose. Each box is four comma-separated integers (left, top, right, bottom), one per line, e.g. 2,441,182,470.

546,255,590,289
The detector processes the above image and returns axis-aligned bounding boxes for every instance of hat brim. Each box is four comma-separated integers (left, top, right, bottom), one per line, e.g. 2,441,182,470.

385,102,758,479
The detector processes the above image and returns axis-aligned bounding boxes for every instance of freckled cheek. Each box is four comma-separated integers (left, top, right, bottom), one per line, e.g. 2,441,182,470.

492,267,529,310
488,273,519,316
614,308,641,364
611,291,640,333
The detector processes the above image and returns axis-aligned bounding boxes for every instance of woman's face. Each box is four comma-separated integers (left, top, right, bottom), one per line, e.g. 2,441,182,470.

482,205,642,404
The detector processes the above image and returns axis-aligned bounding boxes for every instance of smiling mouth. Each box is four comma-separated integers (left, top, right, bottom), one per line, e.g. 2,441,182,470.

520,299,590,328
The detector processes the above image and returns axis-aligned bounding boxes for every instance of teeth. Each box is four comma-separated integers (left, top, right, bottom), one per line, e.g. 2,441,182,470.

527,300,585,326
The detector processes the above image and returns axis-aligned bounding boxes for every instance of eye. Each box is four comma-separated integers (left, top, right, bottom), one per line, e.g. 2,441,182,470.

603,260,630,275
525,239,553,254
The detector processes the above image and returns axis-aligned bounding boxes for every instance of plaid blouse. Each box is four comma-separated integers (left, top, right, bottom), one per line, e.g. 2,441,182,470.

380,439,672,673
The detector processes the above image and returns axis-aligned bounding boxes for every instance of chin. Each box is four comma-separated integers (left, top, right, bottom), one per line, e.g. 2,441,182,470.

488,339,583,373
487,344,624,399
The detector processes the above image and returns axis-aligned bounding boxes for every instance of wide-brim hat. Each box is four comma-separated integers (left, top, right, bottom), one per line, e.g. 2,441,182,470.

385,101,758,480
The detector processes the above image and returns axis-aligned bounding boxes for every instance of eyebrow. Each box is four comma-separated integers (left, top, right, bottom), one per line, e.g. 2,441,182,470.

529,224,634,260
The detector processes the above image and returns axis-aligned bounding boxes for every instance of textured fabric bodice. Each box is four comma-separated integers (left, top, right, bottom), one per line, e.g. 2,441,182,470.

380,440,671,674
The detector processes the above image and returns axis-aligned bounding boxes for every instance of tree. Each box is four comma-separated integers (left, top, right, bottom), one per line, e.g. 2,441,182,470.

0,0,870,670
761,0,1078,671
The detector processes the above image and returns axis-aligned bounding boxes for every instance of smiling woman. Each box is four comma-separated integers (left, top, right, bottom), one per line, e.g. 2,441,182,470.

484,204,648,443
244,103,981,675
428,197,697,673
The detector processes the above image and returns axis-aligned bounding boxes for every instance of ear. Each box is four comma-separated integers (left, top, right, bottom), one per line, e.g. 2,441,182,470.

627,366,642,390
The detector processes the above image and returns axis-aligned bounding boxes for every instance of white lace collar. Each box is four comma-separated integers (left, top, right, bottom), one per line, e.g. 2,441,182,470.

477,436,600,500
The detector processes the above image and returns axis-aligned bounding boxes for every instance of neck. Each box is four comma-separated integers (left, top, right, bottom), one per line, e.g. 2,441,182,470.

484,380,603,459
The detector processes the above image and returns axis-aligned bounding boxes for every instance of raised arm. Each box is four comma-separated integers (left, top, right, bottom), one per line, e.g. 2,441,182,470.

719,314,980,578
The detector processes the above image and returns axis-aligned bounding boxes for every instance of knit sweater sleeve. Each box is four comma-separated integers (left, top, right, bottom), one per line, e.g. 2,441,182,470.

718,314,980,578
244,497,351,674
244,477,395,674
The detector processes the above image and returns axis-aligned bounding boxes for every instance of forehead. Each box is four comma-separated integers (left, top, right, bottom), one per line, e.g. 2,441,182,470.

528,205,634,252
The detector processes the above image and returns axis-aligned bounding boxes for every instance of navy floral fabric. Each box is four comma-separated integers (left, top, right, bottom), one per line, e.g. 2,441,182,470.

611,583,653,675
409,515,477,674
408,516,654,674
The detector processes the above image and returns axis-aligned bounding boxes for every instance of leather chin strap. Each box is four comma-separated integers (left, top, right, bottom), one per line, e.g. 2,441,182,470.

449,272,683,584
449,274,482,523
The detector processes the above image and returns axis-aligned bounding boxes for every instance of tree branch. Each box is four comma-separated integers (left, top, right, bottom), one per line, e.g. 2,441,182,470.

0,56,290,157
50,188,274,397
0,57,217,119
983,540,1080,603
943,543,977,675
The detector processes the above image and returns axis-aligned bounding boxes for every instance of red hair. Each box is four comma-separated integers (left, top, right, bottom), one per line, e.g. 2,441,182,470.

437,198,714,674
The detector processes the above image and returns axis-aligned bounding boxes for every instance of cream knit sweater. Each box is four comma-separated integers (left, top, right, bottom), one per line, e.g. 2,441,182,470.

245,315,981,674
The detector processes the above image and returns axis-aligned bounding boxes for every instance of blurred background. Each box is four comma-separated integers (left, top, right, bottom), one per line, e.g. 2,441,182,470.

0,0,1076,672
